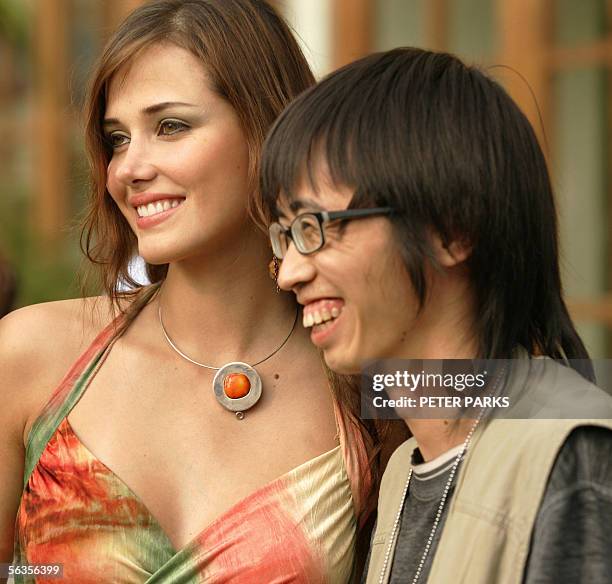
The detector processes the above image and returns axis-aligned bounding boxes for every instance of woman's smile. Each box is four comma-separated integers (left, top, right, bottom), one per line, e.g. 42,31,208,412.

130,193,186,229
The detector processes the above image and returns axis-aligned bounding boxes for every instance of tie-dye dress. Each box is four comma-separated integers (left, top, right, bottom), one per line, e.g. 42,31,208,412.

12,292,373,583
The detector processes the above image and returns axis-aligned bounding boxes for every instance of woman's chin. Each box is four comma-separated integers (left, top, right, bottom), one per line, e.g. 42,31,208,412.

137,243,183,266
138,254,170,267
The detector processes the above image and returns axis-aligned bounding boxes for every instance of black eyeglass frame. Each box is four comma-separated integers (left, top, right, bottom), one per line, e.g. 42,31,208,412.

269,207,394,259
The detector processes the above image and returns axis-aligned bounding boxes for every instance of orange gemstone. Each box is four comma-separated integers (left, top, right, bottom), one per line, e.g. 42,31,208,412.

224,373,251,399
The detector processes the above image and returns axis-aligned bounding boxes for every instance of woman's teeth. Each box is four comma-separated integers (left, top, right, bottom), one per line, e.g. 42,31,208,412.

303,306,341,328
137,199,182,218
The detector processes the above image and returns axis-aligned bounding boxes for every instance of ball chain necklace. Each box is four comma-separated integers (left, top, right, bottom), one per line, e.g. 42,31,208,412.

379,366,505,584
158,301,299,420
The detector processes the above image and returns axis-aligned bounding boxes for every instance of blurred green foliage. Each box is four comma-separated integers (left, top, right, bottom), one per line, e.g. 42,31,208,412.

0,179,83,308
0,0,28,48
0,0,95,309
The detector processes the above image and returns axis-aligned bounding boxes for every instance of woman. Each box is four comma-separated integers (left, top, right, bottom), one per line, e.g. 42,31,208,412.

0,2,378,582
261,48,612,583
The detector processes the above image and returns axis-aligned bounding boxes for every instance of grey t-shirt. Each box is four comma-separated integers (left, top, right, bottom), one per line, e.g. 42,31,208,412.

363,425,612,583
387,443,461,583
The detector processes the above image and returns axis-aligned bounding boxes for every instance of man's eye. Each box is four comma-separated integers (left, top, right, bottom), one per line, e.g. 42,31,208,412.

158,119,189,135
107,132,129,149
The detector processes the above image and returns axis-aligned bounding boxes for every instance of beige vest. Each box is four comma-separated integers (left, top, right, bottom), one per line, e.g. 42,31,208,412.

366,362,612,584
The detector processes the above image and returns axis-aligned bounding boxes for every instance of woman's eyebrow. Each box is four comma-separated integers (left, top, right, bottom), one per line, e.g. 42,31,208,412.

103,101,199,127
141,101,198,115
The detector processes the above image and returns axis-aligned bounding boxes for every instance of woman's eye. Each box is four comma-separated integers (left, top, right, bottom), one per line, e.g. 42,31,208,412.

158,119,189,136
107,132,130,149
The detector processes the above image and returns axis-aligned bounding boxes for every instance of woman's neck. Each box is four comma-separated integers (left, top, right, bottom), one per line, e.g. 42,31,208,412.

155,237,296,365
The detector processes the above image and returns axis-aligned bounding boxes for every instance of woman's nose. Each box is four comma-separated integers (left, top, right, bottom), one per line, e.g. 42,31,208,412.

111,140,157,187
277,242,317,292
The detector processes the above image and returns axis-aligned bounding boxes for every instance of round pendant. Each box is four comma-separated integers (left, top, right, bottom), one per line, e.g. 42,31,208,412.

213,361,262,414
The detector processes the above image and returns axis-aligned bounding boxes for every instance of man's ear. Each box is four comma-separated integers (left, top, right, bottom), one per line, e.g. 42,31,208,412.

430,233,472,268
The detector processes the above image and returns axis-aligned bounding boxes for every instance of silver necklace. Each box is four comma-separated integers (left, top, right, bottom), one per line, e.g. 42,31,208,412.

158,302,299,420
378,409,485,584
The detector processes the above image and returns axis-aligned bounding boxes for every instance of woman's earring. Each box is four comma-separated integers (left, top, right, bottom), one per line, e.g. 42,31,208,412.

268,256,280,293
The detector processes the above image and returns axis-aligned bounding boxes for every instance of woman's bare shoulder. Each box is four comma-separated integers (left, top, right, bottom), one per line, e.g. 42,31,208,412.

0,296,116,439
0,295,114,359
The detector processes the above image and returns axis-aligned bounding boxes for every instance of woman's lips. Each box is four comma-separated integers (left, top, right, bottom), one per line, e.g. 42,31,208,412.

134,198,185,229
136,198,182,218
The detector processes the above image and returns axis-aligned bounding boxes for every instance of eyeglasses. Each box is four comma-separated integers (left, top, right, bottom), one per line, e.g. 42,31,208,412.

269,207,394,259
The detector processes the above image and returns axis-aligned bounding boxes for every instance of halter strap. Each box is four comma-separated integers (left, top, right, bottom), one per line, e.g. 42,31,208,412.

23,285,160,487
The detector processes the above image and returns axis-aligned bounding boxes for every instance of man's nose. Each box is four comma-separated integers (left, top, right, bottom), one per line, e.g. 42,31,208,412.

277,241,317,292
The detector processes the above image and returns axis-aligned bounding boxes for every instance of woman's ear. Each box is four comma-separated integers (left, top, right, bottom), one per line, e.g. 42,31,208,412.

430,233,472,268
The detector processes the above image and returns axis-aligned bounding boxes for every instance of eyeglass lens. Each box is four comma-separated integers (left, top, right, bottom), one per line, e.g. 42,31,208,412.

293,214,323,254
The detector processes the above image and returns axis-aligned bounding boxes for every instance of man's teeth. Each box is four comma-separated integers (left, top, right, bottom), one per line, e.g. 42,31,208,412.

137,199,182,218
303,307,341,328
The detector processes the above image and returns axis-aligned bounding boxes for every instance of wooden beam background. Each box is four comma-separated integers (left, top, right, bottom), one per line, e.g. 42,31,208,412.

496,0,553,151
332,0,373,70
33,0,69,248
425,0,449,52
